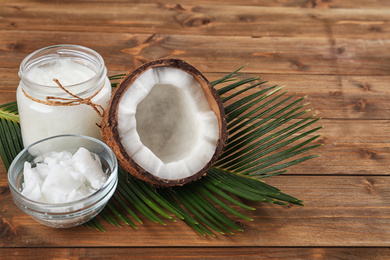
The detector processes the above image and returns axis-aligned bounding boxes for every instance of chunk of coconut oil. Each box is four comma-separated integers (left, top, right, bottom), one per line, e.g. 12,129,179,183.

20,147,108,207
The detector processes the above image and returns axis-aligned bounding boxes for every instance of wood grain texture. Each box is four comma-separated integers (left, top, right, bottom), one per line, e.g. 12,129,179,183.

1,247,390,260
1,1,390,39
1,175,390,247
0,118,388,176
1,32,390,75
0,0,389,257
2,70,390,120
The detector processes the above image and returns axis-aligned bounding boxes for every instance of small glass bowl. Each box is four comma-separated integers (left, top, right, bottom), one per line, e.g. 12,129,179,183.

7,134,118,228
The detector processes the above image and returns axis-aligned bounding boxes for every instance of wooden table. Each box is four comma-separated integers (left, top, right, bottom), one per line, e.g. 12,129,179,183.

1,1,390,259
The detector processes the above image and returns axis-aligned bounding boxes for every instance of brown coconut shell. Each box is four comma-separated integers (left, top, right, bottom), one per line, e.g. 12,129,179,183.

101,58,227,187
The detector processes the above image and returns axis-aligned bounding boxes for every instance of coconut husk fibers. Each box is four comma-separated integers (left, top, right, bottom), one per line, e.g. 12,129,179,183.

101,58,227,187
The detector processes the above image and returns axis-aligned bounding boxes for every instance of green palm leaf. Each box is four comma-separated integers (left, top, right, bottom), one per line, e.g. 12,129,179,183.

0,69,321,236
0,102,22,170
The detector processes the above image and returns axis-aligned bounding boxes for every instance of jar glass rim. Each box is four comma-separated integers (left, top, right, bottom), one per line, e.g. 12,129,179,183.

18,44,106,90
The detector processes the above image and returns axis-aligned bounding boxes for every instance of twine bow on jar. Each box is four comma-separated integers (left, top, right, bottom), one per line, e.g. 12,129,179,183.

22,78,105,117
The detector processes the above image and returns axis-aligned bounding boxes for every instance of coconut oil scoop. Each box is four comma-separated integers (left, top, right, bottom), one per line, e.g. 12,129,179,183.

22,78,105,117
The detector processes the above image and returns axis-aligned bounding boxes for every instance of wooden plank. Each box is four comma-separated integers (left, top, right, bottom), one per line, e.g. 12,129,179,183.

3,67,390,121
1,73,390,176
1,32,390,75
0,118,389,176
21,0,389,9
214,73,390,120
1,247,389,259
215,119,390,176
1,2,389,39
0,0,389,255
1,175,390,247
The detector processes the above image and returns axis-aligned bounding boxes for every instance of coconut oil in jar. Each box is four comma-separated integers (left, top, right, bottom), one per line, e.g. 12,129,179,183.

17,45,112,147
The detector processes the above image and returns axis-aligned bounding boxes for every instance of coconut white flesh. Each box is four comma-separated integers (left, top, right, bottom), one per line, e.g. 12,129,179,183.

117,67,219,180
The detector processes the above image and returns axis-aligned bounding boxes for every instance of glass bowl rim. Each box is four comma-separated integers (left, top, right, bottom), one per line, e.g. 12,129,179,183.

7,134,118,210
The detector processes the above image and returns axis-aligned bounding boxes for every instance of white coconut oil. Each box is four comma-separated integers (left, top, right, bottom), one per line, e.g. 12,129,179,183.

17,45,111,147
21,147,107,204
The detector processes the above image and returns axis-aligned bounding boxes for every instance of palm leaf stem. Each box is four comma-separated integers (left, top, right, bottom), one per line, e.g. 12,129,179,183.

0,110,19,123
0,101,19,116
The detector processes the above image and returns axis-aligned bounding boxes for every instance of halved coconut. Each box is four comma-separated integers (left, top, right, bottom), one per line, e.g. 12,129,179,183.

101,59,226,186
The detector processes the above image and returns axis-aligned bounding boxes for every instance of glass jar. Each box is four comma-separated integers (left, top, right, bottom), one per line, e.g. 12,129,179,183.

17,45,112,147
